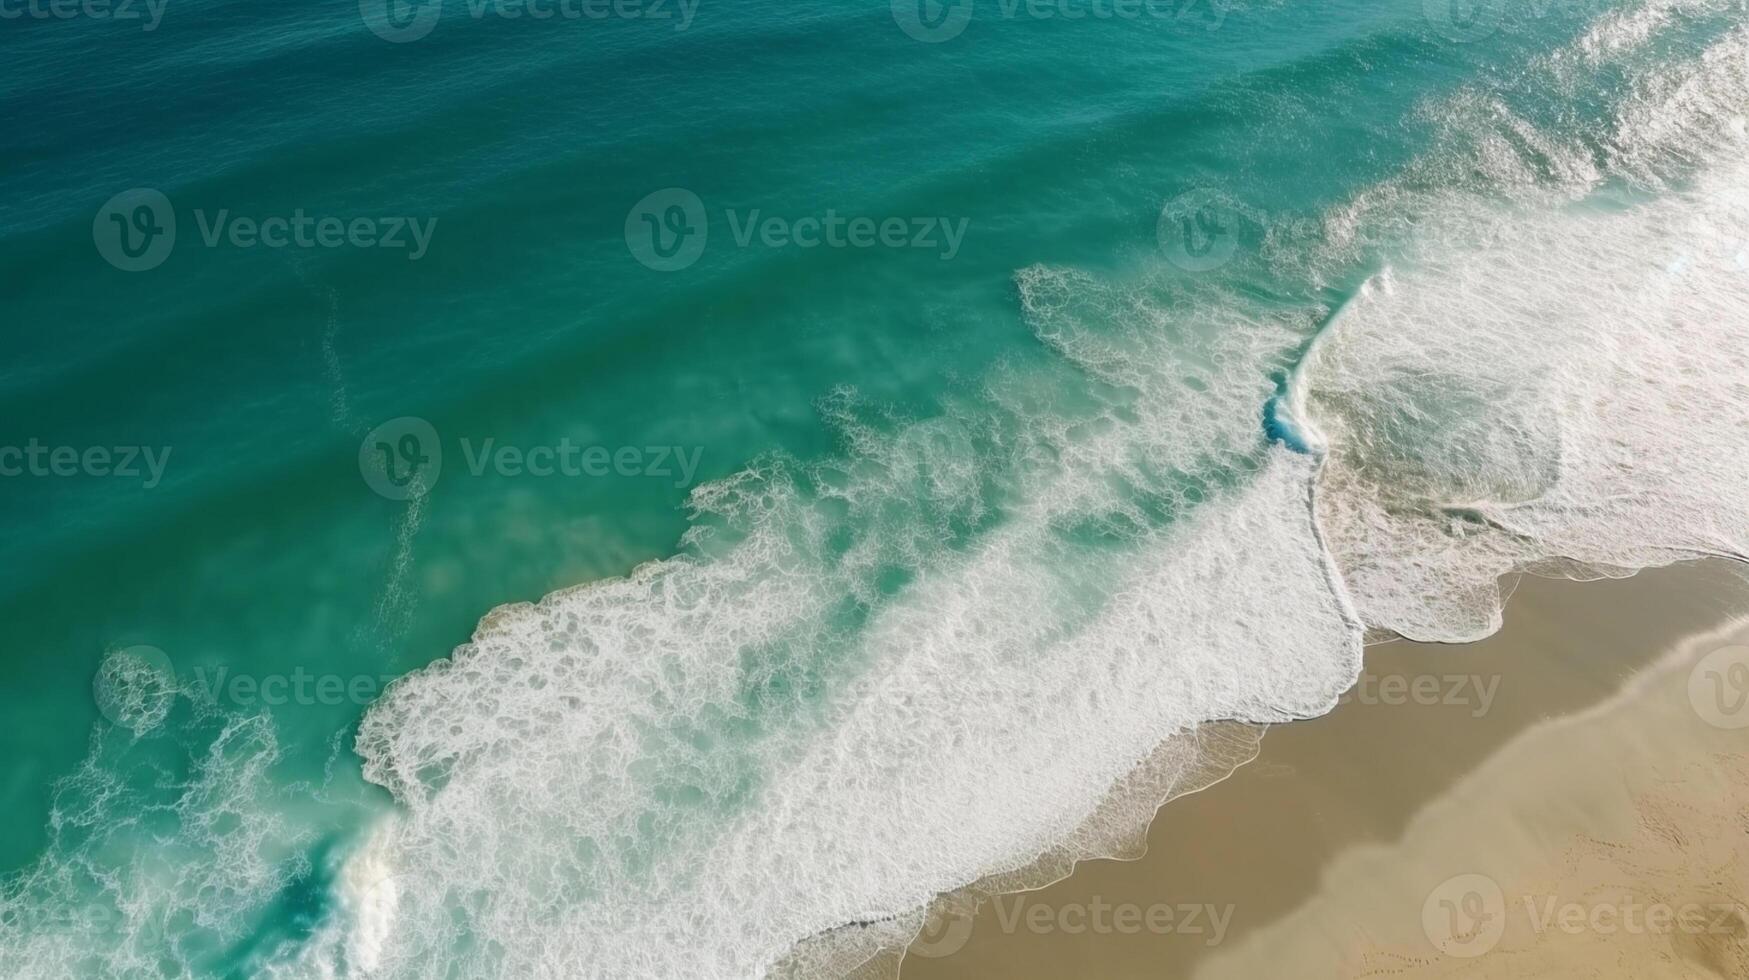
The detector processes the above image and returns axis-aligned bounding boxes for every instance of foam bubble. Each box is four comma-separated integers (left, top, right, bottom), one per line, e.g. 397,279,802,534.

92,644,178,736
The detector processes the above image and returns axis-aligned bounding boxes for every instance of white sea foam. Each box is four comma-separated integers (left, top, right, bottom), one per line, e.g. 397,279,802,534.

1308,165,1749,638
0,714,307,979
1304,28,1749,640
294,19,1749,980
309,254,1368,976
323,447,1360,979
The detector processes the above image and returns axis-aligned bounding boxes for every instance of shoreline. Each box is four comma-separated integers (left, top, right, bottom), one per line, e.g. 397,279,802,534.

899,559,1749,979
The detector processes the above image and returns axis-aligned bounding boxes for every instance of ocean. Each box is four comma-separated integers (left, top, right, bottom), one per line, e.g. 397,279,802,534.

2,0,1748,974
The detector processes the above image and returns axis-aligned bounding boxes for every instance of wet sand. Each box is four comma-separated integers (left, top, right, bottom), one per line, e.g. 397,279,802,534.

900,560,1749,979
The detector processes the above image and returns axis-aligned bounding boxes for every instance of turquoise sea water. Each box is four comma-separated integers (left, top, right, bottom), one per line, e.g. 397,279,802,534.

4,0,1749,974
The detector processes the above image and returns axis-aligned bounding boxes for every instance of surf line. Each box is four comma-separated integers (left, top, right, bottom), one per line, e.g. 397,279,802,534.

1263,271,1384,455
1277,274,1373,704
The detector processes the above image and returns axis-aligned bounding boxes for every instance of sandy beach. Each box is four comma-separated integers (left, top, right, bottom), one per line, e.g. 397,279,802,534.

901,560,1749,979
